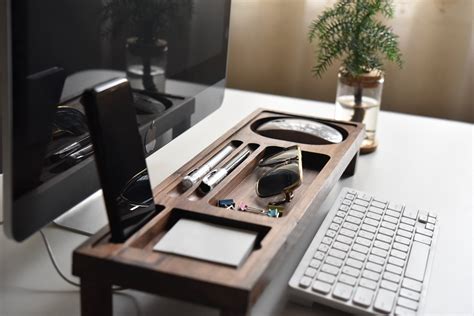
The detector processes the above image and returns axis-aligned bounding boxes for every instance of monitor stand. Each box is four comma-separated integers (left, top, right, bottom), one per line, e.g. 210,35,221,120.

53,190,108,236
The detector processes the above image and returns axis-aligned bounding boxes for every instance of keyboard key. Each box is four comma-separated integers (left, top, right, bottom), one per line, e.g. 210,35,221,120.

361,223,377,233
349,251,366,262
401,217,416,226
325,256,343,268
399,288,421,301
403,208,418,220
353,287,374,307
355,237,371,247
342,199,351,206
318,244,329,252
339,228,356,239
425,223,435,231
386,263,403,275
351,204,366,213
317,272,336,284
299,276,312,288
326,229,337,238
368,254,385,265
383,271,401,284
346,193,355,200
346,216,362,225
332,282,353,301
312,280,332,294
393,242,409,253
398,297,419,311
333,241,350,252
346,258,363,269
388,202,403,212
342,222,359,231
349,210,364,219
372,247,388,258
336,211,346,217
333,216,343,224
402,278,422,292
353,244,369,254
405,241,430,282
374,240,390,251
364,218,379,227
371,200,386,209
374,288,396,313
362,270,380,281
304,267,317,278
314,251,325,260
391,249,407,260
359,278,377,290
395,235,411,246
380,279,398,292
339,274,357,286
354,198,369,207
379,227,395,237
399,223,414,232
321,264,339,275
339,205,349,212
418,214,428,224
381,221,397,230
366,212,382,221
427,216,436,224
366,261,383,273
386,209,400,218
357,193,371,202
388,256,405,267
309,259,322,269
376,233,392,244
416,227,433,238
395,306,417,316
369,206,384,215
321,236,333,245
342,266,360,277
336,234,353,244
384,215,398,224
329,249,346,259
329,223,340,231
414,233,432,246
358,230,374,240
397,229,412,239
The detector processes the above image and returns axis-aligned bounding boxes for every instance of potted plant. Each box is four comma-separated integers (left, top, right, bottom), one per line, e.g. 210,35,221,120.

309,0,403,153
100,0,193,92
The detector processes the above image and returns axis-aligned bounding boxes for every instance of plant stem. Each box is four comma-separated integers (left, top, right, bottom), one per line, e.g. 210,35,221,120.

351,83,366,123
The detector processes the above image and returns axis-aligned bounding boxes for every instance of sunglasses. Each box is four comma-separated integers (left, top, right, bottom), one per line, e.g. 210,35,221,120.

256,145,303,205
116,169,154,214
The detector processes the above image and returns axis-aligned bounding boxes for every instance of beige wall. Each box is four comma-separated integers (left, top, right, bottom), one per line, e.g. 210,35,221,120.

227,0,473,123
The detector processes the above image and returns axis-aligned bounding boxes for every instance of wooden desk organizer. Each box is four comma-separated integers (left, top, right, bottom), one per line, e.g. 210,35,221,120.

73,109,364,316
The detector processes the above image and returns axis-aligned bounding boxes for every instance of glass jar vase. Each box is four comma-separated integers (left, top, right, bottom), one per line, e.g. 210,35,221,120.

126,37,168,93
335,69,384,154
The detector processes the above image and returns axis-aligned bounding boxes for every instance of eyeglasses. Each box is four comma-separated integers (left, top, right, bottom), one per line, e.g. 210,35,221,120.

256,145,303,205
116,169,154,211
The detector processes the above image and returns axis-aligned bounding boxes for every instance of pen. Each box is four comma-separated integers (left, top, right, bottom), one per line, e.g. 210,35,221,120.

200,147,252,193
50,135,91,162
181,144,236,189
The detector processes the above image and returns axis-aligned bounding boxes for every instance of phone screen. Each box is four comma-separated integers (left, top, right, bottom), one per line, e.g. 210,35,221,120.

83,78,157,242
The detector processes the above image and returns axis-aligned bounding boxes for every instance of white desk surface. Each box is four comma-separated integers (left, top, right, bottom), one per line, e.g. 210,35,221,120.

1,88,473,316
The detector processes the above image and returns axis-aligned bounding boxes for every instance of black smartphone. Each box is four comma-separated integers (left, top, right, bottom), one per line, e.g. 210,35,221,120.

82,78,158,242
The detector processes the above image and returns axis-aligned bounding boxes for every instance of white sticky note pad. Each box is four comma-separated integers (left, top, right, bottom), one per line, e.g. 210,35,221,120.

153,219,258,267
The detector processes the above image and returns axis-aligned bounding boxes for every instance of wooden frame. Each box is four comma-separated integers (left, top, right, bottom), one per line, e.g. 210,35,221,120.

72,109,364,316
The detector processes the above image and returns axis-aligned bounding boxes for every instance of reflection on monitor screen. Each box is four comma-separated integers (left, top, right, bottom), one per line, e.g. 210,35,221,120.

2,0,231,241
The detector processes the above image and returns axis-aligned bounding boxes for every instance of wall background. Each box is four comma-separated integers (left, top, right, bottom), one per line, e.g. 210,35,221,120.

227,0,473,123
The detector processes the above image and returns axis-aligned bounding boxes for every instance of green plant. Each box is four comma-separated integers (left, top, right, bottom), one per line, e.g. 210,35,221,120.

309,0,403,78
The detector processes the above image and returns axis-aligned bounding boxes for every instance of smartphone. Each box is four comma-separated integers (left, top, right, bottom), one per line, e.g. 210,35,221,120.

82,78,158,242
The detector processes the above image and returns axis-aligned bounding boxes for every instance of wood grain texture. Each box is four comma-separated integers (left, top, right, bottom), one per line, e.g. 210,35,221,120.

73,109,364,315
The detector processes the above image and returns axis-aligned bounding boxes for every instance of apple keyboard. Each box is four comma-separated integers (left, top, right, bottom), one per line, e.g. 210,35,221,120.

289,188,438,315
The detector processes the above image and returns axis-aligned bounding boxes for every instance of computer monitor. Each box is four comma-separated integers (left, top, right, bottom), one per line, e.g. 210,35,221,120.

1,0,232,241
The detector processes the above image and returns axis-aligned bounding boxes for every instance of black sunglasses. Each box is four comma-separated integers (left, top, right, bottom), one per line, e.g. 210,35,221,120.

256,145,303,205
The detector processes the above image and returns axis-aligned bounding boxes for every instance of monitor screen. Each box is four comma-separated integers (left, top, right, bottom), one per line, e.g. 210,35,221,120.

2,0,231,241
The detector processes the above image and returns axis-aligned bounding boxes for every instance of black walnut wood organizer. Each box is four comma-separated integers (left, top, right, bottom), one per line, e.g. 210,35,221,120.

72,109,364,316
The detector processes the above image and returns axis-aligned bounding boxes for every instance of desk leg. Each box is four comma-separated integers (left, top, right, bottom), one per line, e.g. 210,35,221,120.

80,278,112,316
342,151,359,178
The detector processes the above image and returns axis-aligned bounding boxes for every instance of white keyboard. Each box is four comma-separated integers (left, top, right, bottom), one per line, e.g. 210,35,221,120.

289,188,439,315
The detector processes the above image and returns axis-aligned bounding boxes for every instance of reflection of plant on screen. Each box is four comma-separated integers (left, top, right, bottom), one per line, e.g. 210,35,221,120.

309,0,402,122
100,0,193,91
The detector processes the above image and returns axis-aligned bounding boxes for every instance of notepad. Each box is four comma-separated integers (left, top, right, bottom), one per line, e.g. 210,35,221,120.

153,219,258,267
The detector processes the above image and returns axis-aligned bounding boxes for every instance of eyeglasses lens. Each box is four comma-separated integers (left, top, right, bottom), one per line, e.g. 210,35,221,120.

257,162,301,197
259,147,300,167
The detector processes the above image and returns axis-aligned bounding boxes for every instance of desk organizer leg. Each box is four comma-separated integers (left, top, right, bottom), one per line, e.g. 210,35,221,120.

342,151,359,178
80,278,112,316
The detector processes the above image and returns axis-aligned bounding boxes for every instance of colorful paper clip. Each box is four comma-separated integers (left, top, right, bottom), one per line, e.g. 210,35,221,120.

217,199,235,209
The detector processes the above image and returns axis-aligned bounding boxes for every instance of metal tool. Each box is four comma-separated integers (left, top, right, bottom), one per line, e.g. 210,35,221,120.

200,147,252,193
181,144,236,190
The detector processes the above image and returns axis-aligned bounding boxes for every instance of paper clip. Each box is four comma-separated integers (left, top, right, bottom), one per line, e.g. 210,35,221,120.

217,199,235,208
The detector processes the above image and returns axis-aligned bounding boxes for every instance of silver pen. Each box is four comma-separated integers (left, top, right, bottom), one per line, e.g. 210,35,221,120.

200,147,252,193
181,144,235,189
